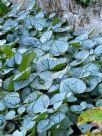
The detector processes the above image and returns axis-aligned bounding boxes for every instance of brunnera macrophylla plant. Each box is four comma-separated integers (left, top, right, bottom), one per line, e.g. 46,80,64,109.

0,0,102,135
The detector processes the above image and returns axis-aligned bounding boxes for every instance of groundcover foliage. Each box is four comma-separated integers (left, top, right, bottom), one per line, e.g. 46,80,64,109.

0,0,102,135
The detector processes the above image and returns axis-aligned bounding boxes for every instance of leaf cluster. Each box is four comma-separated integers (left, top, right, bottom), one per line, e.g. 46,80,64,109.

0,0,102,135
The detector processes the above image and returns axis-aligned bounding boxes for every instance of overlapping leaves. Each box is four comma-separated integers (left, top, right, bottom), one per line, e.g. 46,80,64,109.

0,1,101,136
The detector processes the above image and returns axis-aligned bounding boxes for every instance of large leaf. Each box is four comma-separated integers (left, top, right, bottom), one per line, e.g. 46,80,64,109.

14,73,37,91
27,94,49,114
30,77,53,90
4,92,20,108
24,17,47,31
81,39,95,49
60,78,86,94
21,37,41,48
24,91,41,104
37,112,65,133
70,50,89,66
2,19,18,33
50,40,69,56
37,57,66,71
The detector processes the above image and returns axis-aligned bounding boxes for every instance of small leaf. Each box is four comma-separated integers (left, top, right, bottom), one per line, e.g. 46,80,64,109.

40,31,53,43
50,92,66,110
33,18,47,31
52,17,60,26
50,92,66,106
27,0,36,10
3,76,14,91
20,116,35,133
69,40,81,48
94,44,102,56
0,40,6,46
37,118,50,133
0,101,5,112
75,34,88,41
5,38,19,48
17,106,26,115
6,122,15,134
13,130,24,136
5,110,16,120
14,53,22,65
0,115,6,129
71,102,87,112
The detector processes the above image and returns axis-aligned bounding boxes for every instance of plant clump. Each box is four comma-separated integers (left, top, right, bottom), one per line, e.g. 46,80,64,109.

0,0,102,135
